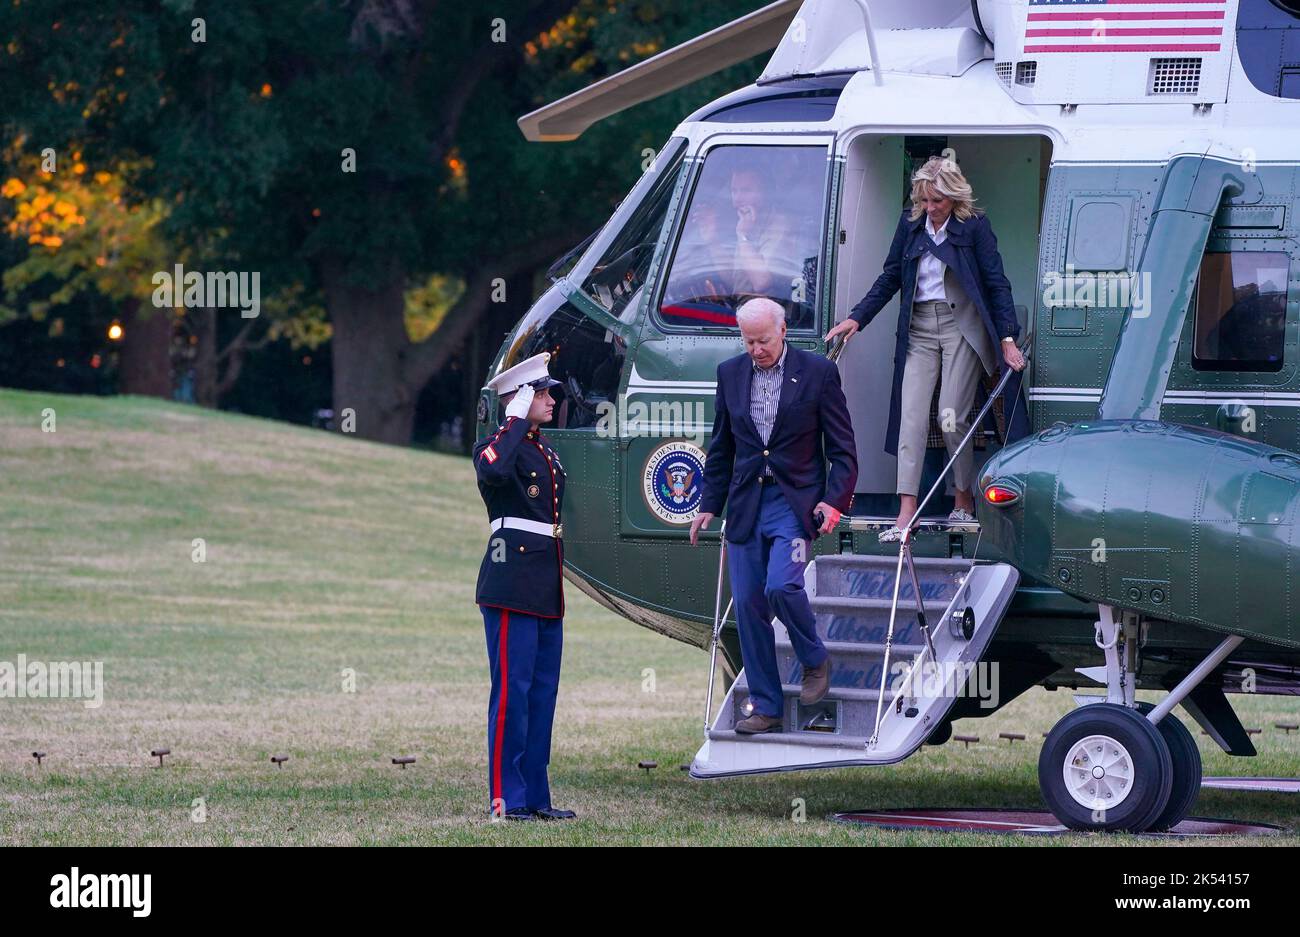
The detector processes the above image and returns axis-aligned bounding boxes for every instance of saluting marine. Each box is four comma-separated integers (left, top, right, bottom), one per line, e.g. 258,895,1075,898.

473,352,575,822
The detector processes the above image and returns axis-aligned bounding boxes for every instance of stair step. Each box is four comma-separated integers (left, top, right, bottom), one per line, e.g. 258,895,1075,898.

844,516,980,536
814,556,968,602
815,553,972,571
731,677,890,737
774,638,926,657
774,643,926,699
707,729,872,749
735,680,882,703
810,595,949,646
810,595,945,613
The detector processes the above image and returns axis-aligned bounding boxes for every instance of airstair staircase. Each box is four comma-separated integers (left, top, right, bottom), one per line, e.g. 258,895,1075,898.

690,552,1019,778
690,338,1031,779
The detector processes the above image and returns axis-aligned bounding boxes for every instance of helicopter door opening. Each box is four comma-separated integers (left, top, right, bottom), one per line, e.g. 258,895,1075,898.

834,133,1051,518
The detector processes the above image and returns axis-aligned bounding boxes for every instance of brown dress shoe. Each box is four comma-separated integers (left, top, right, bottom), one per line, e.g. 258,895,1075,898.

799,659,831,705
734,712,783,734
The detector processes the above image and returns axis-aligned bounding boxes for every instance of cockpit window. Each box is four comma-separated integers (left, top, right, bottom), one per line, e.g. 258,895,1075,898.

1192,251,1290,372
576,138,687,322
657,144,829,332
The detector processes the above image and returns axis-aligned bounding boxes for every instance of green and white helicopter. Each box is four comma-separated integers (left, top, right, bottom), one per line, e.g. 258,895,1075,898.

479,0,1300,832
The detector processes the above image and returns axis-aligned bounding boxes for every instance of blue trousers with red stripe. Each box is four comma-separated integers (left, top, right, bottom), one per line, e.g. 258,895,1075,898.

481,605,563,813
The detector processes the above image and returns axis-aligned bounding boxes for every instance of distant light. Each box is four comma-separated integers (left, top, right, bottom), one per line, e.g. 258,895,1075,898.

90,353,101,369
260,83,272,98
107,321,123,341
302,355,312,366
55,358,65,368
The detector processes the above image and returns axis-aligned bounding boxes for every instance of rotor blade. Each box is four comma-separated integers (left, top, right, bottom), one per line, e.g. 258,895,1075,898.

517,0,803,142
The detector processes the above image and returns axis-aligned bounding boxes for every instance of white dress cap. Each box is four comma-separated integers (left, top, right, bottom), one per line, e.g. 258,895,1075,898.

484,352,561,395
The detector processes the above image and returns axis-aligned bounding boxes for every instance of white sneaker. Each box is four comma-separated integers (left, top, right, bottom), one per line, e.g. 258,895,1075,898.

948,507,977,523
877,526,904,543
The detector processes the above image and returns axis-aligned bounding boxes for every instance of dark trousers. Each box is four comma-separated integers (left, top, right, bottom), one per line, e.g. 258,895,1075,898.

481,605,563,813
726,482,828,719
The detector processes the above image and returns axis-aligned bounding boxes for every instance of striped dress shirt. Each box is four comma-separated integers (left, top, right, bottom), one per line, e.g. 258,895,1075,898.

749,342,787,476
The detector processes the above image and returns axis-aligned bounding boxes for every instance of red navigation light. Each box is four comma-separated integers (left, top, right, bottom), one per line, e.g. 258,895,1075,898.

984,483,1020,506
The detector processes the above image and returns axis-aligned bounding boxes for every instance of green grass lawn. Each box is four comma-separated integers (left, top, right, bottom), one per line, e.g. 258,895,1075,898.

1,387,1297,845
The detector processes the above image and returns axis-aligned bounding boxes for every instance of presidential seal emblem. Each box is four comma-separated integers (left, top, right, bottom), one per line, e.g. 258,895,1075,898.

642,441,707,525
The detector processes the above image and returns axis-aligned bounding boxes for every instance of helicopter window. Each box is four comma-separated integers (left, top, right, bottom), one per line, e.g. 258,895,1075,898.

1192,251,1290,372
656,144,826,332
496,285,624,431
578,139,687,323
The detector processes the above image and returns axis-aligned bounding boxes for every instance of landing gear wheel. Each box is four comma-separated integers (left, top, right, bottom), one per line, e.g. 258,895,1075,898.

1038,703,1173,832
1136,703,1202,832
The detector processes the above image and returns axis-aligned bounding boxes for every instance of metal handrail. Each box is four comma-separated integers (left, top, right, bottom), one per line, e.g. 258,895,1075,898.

827,330,853,364
704,521,731,737
868,344,1029,748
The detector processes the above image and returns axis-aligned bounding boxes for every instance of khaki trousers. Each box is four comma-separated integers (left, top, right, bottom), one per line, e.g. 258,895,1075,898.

896,299,984,497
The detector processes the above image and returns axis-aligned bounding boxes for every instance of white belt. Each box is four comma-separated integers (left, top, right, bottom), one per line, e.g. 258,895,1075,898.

490,516,563,539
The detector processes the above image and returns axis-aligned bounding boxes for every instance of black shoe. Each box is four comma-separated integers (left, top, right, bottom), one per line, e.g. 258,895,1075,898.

735,712,783,734
533,807,577,820
499,807,537,821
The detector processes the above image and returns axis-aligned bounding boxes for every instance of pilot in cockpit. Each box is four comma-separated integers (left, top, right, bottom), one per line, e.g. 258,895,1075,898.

729,166,795,298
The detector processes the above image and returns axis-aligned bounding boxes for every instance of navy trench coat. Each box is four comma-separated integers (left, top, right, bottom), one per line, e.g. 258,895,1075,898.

847,208,1030,457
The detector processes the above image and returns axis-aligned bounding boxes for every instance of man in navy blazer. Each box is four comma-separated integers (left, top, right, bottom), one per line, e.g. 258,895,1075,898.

690,299,857,733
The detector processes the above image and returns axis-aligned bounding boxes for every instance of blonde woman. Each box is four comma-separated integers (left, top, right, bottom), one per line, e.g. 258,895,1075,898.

825,156,1027,541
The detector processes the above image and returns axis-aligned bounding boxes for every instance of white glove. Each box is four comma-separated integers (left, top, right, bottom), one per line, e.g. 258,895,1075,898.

504,383,535,420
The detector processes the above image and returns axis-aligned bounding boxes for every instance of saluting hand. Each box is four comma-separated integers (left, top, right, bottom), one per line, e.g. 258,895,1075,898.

504,383,535,420
689,511,714,546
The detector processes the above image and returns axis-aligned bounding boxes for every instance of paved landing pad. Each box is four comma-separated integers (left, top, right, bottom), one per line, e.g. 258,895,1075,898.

832,808,1282,837
1202,777,1300,793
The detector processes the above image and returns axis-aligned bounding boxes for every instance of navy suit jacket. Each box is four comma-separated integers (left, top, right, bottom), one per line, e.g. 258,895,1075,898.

472,417,566,618
700,345,858,543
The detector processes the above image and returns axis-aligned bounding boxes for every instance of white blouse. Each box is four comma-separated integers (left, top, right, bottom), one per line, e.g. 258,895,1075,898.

914,214,951,303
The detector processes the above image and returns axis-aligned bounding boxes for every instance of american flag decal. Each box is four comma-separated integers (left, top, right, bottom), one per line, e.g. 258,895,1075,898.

1024,0,1226,54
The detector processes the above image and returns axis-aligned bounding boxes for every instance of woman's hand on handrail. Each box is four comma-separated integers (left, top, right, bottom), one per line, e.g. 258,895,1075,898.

1002,339,1027,372
824,317,859,344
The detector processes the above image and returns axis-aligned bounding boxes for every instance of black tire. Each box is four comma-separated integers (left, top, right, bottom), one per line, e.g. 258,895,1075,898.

1138,704,1202,832
1038,703,1174,832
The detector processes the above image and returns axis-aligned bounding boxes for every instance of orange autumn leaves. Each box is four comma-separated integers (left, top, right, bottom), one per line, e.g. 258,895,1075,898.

0,150,169,316
3,152,113,253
